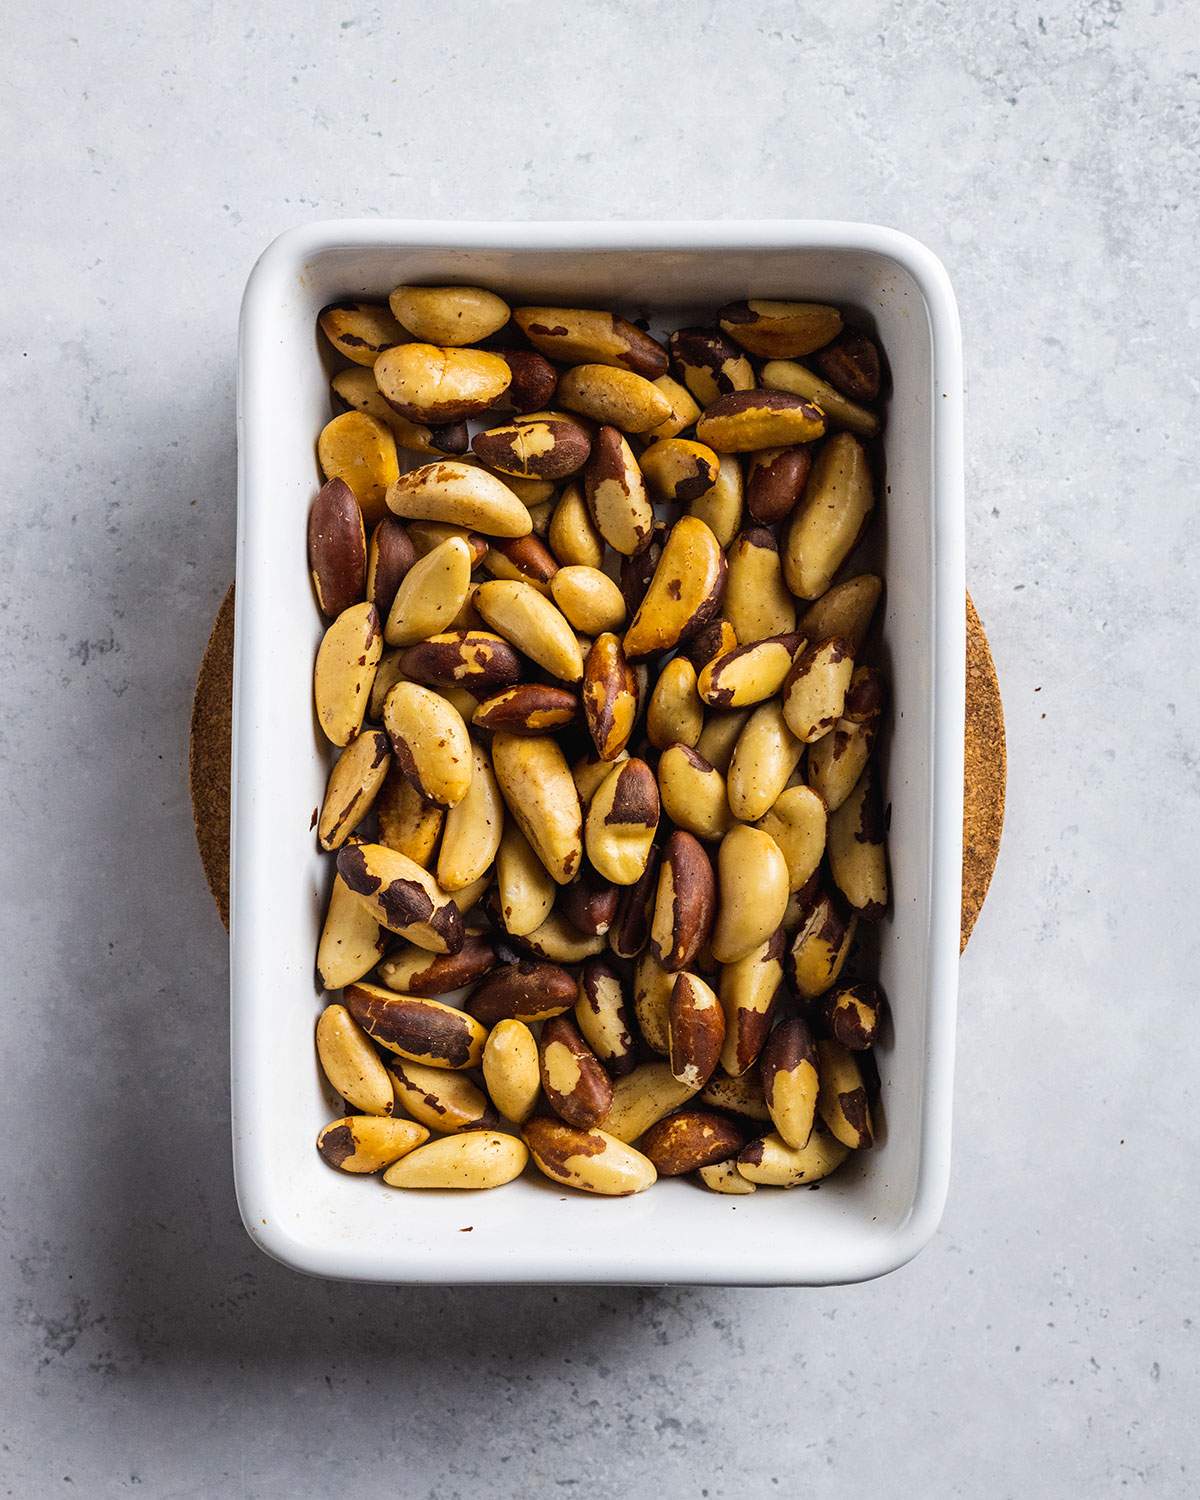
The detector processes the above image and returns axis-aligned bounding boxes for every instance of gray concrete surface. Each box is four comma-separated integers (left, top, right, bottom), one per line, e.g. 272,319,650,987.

2,1,1197,1495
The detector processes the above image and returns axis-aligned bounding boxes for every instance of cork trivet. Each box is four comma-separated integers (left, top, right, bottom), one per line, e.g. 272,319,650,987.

189,585,1005,948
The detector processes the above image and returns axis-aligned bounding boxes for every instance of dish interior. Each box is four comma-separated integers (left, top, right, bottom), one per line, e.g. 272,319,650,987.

234,231,947,1284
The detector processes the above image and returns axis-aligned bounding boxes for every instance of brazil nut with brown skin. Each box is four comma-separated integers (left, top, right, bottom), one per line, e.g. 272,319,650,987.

317,728,392,851
539,1014,614,1128
623,516,726,660
374,343,512,423
375,766,444,867
696,390,826,453
656,744,733,842
558,363,672,433
344,981,485,1068
319,299,406,364
315,1002,395,1116
473,683,578,737
668,327,755,406
697,633,801,710
736,1127,849,1187
582,633,639,761
745,445,812,525
650,830,715,971
718,928,785,1076
472,414,592,480
761,1014,820,1149
700,1065,772,1122
818,982,885,1051
639,1110,747,1176
668,971,725,1090
366,517,416,620
817,1038,874,1148
523,1118,657,1196
465,958,578,1025
783,432,875,600
575,959,637,1076
314,602,382,747
717,299,843,359
490,732,583,884
484,534,560,593
807,665,884,812
797,574,883,653
586,757,660,886
560,866,620,936
309,477,367,618
317,1115,429,1174
387,1057,499,1135
608,842,660,959
336,843,465,953
383,680,474,808
399,631,523,697
584,426,654,556
514,306,668,378
723,529,796,644
331,366,470,457
689,452,744,548
788,887,858,1000
827,763,889,919
639,438,720,504
377,932,497,996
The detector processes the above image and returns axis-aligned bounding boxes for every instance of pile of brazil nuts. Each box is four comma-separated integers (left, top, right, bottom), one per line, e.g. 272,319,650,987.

308,285,889,1197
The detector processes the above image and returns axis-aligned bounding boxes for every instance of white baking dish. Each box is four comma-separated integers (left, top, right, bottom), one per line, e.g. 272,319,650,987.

232,220,964,1286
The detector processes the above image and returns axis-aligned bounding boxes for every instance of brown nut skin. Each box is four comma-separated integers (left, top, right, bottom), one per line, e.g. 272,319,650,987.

650,831,716,972
584,426,654,556
640,1109,748,1176
717,299,843,359
827,764,889,919
696,390,827,452
318,300,405,364
383,680,474,809
473,682,578,736
684,619,738,671
344,982,486,1069
522,1117,657,1196
387,461,532,539
723,528,796,644
700,1067,772,1123
608,842,660,960
309,477,367,618
561,867,621,936
797,575,883,654
366,517,416,621
583,632,639,761
817,982,885,1051
761,1014,820,1149
491,348,559,414
815,329,882,402
622,515,726,660
782,432,875,600
539,1014,615,1128
373,343,512,423
586,757,660,886
718,928,786,1076
781,636,855,744
377,932,498,996
398,630,523,698
336,843,465,953
386,1058,500,1135
317,1116,429,1174
514,306,668,378
668,971,725,1090
485,534,561,593
816,1038,874,1149
465,959,578,1025
745,445,813,525
639,438,720,504
668,327,756,406
788,888,858,1001
575,959,638,1077
472,414,592,480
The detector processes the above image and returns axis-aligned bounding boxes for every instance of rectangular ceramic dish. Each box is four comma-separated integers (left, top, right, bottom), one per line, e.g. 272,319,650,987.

232,220,964,1285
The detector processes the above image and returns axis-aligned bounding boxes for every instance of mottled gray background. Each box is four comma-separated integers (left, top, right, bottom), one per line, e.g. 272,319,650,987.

2,1,1197,1495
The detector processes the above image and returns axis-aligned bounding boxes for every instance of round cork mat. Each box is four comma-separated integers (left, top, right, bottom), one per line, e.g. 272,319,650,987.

189,586,1005,948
